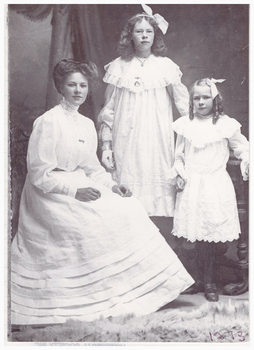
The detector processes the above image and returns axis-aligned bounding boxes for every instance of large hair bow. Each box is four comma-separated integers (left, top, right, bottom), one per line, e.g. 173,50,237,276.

141,4,169,35
206,78,226,98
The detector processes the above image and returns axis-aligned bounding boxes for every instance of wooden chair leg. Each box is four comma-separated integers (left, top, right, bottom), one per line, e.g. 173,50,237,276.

222,154,249,296
223,218,248,295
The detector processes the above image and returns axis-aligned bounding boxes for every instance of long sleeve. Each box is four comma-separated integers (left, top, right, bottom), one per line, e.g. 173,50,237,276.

98,84,116,142
228,129,249,180
79,122,117,189
27,113,77,197
167,134,187,184
166,72,189,117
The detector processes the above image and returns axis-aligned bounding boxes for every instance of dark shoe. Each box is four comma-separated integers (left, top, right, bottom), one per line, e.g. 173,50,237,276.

181,280,204,295
204,283,219,302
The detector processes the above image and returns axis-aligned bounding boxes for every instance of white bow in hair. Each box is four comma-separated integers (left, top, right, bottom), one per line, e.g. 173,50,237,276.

206,78,226,98
141,4,169,35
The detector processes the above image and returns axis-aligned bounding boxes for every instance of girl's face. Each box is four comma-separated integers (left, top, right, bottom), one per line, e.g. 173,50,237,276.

193,85,214,117
61,72,89,107
132,18,154,57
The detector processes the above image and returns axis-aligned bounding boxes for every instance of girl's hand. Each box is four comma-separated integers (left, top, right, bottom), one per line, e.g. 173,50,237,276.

102,150,115,170
112,185,132,197
75,187,101,202
175,175,186,192
244,163,249,181
241,160,249,181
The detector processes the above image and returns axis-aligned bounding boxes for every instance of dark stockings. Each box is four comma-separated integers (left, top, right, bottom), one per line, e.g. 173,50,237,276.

196,240,218,301
196,240,216,284
181,240,218,300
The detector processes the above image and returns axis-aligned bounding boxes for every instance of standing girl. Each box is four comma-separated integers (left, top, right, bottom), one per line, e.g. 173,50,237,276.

169,78,249,301
98,5,189,222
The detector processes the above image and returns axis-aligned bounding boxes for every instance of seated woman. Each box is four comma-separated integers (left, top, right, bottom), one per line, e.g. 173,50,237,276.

11,59,194,326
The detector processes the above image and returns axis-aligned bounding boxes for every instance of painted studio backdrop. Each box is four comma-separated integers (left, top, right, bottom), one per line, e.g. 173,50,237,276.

8,4,249,245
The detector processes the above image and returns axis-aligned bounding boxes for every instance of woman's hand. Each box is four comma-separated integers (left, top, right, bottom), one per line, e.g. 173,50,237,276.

102,150,115,170
175,175,186,192
112,184,132,197
75,187,101,202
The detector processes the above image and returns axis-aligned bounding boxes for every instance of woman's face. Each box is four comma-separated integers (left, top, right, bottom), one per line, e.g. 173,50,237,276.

132,18,154,57
61,72,89,107
193,85,214,117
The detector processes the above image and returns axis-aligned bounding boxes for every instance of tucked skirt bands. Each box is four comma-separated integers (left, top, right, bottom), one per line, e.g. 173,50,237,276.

11,169,194,325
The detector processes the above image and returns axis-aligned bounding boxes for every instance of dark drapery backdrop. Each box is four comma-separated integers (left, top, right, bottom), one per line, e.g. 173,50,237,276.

70,4,139,119
9,4,249,237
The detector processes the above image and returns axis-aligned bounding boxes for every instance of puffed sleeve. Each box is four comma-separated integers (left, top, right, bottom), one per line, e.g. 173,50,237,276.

98,84,116,142
79,121,117,189
27,113,77,197
228,129,249,181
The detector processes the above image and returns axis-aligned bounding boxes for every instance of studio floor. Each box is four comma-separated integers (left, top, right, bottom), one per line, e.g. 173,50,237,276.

161,289,249,314
10,290,249,344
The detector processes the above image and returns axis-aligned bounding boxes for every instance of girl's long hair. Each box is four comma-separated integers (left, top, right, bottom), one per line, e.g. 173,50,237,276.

117,13,167,60
189,78,224,124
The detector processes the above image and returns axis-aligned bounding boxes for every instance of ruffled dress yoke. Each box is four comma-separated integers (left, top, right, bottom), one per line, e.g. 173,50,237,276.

169,114,249,243
98,54,189,216
11,101,194,325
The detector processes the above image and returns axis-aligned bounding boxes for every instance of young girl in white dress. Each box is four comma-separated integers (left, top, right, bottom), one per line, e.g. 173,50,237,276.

98,5,189,220
11,59,194,326
169,78,249,302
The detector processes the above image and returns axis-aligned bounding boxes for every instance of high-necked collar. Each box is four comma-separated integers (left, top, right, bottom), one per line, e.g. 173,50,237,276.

60,97,79,112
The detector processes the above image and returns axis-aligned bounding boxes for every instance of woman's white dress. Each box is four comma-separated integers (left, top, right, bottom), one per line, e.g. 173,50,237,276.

98,54,189,216
11,102,194,326
169,114,249,243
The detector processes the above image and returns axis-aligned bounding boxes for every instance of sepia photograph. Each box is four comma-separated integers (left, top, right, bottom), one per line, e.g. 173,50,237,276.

5,1,251,345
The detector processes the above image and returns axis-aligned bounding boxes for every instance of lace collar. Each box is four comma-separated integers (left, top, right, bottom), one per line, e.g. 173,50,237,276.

60,97,79,113
173,115,241,148
103,55,181,92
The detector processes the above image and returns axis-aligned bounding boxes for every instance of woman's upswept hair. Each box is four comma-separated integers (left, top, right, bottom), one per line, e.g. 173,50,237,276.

189,78,224,124
53,59,98,94
117,13,167,59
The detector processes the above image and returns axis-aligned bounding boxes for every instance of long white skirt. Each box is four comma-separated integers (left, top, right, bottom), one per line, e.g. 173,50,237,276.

11,169,194,325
